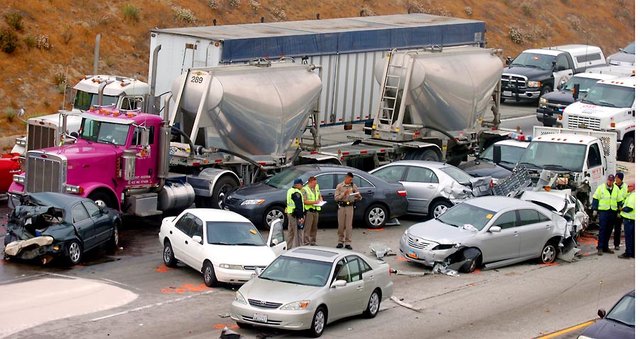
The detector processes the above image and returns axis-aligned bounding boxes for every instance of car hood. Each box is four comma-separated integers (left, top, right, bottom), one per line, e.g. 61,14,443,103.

542,90,576,104
206,244,276,266
608,52,635,66
459,160,513,179
503,66,550,81
581,319,634,339
564,102,628,115
240,275,321,303
230,182,281,198
408,219,476,244
6,205,71,240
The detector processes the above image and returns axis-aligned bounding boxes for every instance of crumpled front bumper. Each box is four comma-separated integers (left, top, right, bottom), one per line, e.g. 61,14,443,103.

4,236,59,260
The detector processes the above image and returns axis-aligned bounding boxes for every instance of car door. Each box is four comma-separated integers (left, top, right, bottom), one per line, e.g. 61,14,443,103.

476,210,519,262
82,201,110,244
370,165,408,207
171,213,195,267
315,173,337,223
325,257,363,321
515,209,553,258
403,166,439,214
553,53,574,89
71,202,96,250
266,219,287,254
352,175,376,219
586,142,606,194
182,215,205,269
357,257,376,310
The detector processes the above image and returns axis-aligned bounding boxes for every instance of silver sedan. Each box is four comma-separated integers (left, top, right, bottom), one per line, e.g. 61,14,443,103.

370,160,491,218
399,196,570,273
230,246,393,337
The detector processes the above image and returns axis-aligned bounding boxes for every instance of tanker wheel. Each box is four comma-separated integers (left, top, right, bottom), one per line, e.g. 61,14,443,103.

408,149,441,162
88,190,118,210
198,176,238,209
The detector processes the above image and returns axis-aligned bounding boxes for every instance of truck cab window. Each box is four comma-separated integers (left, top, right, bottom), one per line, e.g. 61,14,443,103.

555,55,570,71
587,144,602,168
80,118,130,146
132,126,154,145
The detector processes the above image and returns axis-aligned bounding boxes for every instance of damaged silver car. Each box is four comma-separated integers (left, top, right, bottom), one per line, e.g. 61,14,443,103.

399,196,572,273
3,192,121,265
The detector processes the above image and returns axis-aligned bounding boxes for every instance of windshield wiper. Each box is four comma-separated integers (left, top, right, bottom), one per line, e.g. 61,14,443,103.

518,162,540,169
581,99,596,105
209,241,230,245
234,242,260,246
606,317,633,327
596,101,617,108
543,164,572,171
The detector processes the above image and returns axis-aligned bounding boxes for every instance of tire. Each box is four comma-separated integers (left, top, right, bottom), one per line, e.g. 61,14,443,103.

364,204,388,229
540,241,558,264
459,248,481,273
107,220,120,252
363,290,381,318
308,307,327,338
203,261,219,287
264,205,286,230
619,134,635,163
88,190,118,210
195,176,239,209
236,321,251,329
410,149,441,162
66,239,83,266
428,200,453,219
163,241,177,267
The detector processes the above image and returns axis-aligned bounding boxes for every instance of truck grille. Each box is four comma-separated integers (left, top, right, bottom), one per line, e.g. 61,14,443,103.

566,115,601,130
407,236,430,250
25,151,66,193
501,74,527,91
27,124,56,151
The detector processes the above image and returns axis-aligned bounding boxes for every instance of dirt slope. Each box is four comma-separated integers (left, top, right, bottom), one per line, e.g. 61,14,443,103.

0,0,634,140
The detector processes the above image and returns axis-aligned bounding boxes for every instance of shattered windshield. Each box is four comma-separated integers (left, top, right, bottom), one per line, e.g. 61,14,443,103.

80,118,130,146
436,203,495,231
519,141,586,172
74,90,118,111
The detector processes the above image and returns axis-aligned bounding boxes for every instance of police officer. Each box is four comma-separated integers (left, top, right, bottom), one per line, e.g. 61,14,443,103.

613,172,628,250
286,178,305,248
618,182,635,259
302,176,323,246
592,174,623,255
335,172,361,250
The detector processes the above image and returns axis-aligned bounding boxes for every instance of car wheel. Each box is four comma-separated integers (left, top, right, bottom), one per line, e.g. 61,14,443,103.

163,241,177,267
365,204,388,229
619,134,634,163
67,239,83,266
429,200,453,219
459,248,481,273
107,220,120,252
236,321,251,329
195,176,238,209
363,290,381,318
88,190,117,210
203,261,219,287
540,241,558,264
308,307,327,338
264,206,286,230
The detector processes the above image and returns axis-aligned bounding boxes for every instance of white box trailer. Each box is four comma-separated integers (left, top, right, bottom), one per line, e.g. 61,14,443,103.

149,13,487,126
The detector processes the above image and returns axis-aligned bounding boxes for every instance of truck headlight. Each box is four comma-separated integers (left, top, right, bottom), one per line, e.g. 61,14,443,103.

281,300,310,310
538,97,548,107
13,174,25,184
219,263,244,270
64,184,83,194
527,81,541,88
241,199,265,206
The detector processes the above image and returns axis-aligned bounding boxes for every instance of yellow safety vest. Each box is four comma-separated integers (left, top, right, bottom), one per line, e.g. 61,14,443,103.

593,183,622,211
617,182,629,200
303,185,321,211
620,192,635,220
286,187,302,214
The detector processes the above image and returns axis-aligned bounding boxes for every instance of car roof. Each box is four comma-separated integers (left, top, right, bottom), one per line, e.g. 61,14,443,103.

493,139,530,148
463,196,543,213
26,192,89,209
282,246,354,263
183,208,252,223
378,160,450,169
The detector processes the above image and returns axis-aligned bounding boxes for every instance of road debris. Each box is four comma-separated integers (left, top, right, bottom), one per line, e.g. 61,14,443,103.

390,296,421,312
369,242,396,259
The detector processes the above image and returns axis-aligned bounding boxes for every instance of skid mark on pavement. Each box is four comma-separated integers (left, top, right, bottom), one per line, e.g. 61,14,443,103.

161,283,209,294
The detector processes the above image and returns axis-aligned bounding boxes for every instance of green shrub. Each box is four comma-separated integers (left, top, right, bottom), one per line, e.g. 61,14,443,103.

23,35,36,48
173,7,196,24
4,108,16,123
4,12,23,31
123,4,140,22
0,28,18,53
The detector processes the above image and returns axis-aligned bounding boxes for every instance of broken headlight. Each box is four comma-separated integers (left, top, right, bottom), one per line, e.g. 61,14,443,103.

432,243,460,250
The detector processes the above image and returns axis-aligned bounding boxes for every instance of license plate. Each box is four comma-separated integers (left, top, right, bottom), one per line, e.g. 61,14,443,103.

502,90,512,97
253,313,268,323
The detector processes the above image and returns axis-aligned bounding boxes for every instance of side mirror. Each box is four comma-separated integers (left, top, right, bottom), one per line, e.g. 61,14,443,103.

330,280,347,288
95,200,106,212
597,309,606,319
192,235,203,244
70,131,79,138
489,226,502,233
506,57,512,65
271,238,280,247
254,267,264,276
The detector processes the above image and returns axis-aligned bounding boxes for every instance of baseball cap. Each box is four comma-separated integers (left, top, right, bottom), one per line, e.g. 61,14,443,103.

293,178,304,186
615,172,624,180
607,174,615,181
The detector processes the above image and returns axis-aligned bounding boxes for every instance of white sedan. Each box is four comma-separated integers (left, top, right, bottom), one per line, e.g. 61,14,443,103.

158,208,287,287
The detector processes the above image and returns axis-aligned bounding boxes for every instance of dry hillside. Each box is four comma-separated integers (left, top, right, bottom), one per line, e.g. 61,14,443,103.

0,0,635,140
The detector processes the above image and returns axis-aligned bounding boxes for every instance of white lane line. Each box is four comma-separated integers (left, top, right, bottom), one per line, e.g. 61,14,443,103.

502,115,536,122
90,290,215,322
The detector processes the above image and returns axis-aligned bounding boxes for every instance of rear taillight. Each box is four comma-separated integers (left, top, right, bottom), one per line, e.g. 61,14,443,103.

397,190,407,197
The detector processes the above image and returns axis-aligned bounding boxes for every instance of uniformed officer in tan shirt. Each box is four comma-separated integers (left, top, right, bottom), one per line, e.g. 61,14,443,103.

335,172,361,250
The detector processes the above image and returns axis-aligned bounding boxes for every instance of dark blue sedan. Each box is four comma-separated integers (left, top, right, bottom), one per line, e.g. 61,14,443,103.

578,290,634,339
225,164,408,229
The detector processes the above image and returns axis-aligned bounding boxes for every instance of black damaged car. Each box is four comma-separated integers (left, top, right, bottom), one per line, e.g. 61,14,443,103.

3,192,121,265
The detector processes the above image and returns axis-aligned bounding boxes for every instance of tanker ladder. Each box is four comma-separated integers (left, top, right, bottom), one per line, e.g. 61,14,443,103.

374,49,415,133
